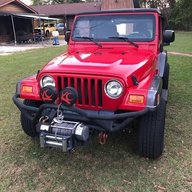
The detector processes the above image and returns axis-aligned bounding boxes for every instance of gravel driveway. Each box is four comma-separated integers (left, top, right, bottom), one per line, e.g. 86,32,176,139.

0,40,67,56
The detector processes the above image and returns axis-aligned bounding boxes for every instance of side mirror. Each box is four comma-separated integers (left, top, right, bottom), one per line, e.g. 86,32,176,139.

65,30,71,43
163,30,175,45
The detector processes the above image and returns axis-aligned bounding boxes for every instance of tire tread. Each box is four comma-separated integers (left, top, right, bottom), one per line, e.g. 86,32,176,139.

20,100,42,137
138,99,166,159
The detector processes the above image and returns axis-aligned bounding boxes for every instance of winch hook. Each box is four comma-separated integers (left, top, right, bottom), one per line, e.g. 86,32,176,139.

39,116,49,123
98,132,108,145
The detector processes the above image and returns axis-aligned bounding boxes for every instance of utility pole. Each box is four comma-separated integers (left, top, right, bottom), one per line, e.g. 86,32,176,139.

37,1,43,45
11,15,17,45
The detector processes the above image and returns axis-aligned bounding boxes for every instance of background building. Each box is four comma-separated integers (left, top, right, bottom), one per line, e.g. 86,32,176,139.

0,0,37,43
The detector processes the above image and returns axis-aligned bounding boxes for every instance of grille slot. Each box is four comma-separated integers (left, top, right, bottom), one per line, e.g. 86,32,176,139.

91,79,96,106
98,80,102,107
64,77,68,87
58,76,103,107
77,78,82,104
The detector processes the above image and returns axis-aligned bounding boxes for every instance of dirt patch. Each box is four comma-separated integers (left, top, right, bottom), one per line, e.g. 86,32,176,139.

168,51,192,57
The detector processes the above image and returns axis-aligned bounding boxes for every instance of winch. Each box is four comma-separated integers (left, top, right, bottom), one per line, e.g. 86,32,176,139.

38,115,89,152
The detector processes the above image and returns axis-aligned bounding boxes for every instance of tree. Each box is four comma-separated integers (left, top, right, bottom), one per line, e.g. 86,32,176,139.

168,0,176,9
140,0,169,9
32,0,50,5
52,0,82,3
32,0,97,5
170,0,192,30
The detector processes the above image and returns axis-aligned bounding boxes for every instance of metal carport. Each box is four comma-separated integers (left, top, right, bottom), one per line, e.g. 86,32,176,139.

0,12,58,44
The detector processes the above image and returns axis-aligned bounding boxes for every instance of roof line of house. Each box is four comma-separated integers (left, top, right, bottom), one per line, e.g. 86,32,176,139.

0,0,37,14
0,0,14,7
31,2,102,16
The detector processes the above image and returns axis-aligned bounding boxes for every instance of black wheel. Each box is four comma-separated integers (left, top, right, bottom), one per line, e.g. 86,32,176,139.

20,100,42,137
162,63,169,89
45,30,49,37
138,98,166,159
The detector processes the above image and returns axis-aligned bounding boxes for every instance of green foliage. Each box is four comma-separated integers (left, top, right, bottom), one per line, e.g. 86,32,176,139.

52,0,82,3
140,0,192,30
32,0,96,5
32,0,50,5
140,0,171,9
169,0,192,30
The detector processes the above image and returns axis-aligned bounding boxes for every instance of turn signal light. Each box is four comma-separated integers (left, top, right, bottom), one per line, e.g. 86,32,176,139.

128,95,144,104
22,86,33,93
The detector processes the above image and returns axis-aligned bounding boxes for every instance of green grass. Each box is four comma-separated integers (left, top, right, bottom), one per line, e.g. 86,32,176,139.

0,39,192,192
165,31,192,54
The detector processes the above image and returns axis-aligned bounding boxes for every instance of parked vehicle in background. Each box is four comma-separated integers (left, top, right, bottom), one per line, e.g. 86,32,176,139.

13,8,175,159
44,23,56,36
56,23,65,34
35,23,56,37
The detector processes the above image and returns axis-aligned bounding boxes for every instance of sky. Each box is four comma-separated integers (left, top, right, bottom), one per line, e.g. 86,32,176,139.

20,0,32,5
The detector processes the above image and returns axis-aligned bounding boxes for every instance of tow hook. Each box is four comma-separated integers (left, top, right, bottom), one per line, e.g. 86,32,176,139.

98,132,108,145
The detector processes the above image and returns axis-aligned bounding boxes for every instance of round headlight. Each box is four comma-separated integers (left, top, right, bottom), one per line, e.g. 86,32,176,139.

105,80,123,99
40,76,55,88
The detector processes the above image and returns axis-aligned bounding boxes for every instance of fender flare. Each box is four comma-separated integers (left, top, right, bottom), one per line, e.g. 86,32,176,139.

157,52,167,77
147,76,163,108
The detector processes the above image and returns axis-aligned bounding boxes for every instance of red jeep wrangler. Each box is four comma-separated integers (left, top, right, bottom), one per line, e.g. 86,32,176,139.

13,8,175,159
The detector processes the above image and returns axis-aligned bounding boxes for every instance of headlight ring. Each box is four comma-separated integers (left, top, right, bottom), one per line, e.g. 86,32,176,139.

40,75,55,88
105,80,123,99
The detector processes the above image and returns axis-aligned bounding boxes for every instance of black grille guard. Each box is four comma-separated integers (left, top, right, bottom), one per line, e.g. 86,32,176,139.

13,94,150,132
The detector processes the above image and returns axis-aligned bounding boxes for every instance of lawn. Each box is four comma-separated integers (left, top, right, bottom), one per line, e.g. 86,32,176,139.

165,31,192,54
0,34,192,192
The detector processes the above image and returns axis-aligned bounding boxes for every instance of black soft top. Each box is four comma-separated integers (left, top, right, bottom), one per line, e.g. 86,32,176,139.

77,8,161,16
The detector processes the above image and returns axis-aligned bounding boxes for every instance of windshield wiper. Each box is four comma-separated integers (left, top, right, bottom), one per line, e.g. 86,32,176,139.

109,36,139,48
74,36,102,48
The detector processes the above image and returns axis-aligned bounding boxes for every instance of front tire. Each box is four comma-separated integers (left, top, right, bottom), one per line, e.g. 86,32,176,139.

138,98,166,159
163,63,170,90
20,100,42,137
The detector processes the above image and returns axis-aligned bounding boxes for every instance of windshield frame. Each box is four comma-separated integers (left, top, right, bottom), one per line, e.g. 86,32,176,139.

71,13,156,43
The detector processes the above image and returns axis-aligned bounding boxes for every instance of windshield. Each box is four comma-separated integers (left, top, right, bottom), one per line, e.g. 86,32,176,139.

72,14,155,42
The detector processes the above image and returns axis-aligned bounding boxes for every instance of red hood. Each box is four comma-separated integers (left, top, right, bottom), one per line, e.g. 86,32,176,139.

41,47,157,87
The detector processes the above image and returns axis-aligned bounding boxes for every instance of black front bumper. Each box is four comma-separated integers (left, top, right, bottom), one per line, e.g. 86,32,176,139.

13,94,150,132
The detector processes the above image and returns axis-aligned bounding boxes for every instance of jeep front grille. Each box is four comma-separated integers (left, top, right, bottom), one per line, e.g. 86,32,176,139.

58,76,103,108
